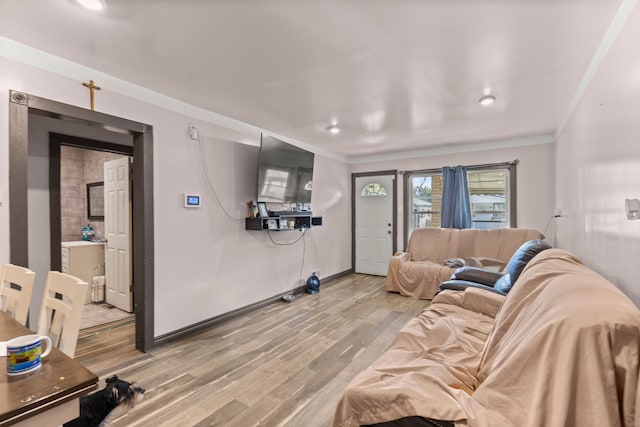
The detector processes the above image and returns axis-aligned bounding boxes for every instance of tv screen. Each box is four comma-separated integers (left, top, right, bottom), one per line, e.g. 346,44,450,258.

257,134,314,204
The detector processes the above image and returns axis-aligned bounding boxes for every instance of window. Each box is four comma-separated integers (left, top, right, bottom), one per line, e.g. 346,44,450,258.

361,183,388,197
406,173,442,237
467,169,510,229
404,163,515,240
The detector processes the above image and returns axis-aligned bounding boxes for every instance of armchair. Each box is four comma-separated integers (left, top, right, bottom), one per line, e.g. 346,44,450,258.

439,239,551,295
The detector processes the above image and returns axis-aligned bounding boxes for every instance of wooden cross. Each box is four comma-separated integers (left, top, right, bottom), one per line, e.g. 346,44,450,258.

82,79,101,111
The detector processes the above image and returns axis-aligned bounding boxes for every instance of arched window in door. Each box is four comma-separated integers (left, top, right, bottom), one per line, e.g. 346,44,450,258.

361,183,388,197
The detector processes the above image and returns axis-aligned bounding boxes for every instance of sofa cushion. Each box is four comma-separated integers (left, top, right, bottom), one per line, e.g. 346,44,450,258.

449,267,503,286
439,280,507,296
491,274,511,294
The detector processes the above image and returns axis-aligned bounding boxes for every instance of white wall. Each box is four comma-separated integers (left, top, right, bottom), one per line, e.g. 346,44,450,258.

351,142,556,250
555,4,640,305
0,57,352,336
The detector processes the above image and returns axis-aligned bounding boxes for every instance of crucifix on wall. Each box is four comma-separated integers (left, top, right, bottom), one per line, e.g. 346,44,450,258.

82,79,101,111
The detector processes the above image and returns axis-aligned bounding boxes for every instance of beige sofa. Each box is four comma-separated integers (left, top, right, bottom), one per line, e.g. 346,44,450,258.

333,248,640,427
386,228,544,299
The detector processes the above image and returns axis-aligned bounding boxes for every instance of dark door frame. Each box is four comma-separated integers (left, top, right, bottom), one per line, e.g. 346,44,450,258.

351,170,398,272
9,90,155,352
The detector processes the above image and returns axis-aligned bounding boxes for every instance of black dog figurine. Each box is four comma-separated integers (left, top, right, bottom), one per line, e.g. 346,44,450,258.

64,375,145,427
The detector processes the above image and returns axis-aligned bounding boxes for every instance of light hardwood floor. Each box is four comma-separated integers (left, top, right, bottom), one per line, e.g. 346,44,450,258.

81,302,134,330
75,273,430,427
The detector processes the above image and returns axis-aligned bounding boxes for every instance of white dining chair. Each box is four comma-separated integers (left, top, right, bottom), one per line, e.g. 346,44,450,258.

37,271,88,358
0,263,36,326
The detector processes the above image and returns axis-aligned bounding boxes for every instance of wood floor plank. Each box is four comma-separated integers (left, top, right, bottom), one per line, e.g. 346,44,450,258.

193,399,250,427
74,273,430,426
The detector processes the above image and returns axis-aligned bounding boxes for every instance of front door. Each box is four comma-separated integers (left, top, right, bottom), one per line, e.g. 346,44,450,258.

354,174,395,276
104,157,133,312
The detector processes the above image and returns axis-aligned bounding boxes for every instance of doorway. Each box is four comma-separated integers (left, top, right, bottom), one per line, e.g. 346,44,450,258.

9,90,154,352
352,171,397,276
50,135,134,330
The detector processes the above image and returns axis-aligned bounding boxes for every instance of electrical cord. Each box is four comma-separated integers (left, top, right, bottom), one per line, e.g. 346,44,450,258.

188,123,310,284
189,126,244,221
266,228,308,293
299,230,306,286
266,228,307,246
542,214,558,247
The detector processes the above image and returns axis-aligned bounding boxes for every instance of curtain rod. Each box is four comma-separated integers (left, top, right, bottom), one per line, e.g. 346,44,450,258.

465,159,518,170
400,159,518,175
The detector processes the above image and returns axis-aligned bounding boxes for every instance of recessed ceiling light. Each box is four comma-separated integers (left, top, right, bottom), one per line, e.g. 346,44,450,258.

326,124,341,134
478,95,496,106
75,0,106,11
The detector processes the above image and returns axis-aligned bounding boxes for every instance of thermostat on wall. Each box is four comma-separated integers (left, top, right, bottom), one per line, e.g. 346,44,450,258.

184,194,201,208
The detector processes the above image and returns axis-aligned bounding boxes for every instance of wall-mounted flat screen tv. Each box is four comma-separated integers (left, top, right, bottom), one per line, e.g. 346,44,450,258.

256,134,315,204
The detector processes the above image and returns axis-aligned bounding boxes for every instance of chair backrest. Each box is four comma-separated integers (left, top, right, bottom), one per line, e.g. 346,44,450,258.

0,263,36,326
37,271,88,358
493,239,552,294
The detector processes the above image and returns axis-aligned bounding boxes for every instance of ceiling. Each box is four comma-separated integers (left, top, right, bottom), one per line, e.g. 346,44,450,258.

0,0,628,162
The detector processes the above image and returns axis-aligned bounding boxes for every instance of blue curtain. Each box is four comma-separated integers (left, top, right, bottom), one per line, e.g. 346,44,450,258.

441,165,472,229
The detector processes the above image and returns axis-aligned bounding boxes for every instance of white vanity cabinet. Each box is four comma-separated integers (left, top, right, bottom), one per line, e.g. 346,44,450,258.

61,241,105,304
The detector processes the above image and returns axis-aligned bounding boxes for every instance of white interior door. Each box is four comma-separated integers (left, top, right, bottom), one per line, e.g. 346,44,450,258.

355,175,394,276
104,157,132,312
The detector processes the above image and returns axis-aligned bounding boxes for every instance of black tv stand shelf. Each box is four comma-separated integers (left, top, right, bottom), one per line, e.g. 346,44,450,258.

245,214,323,231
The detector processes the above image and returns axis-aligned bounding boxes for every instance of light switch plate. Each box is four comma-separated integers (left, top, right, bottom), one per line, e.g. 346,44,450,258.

625,198,639,220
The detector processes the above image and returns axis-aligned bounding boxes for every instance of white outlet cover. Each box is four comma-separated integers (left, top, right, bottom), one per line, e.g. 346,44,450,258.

625,198,640,220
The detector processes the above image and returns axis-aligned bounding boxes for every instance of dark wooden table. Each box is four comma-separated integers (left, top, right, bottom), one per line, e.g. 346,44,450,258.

0,312,98,426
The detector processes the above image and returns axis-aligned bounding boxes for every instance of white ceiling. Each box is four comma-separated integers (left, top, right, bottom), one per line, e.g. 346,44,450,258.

0,0,628,161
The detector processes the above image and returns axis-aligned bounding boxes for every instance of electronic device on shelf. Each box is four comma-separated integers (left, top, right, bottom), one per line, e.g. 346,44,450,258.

247,134,321,231
256,134,315,204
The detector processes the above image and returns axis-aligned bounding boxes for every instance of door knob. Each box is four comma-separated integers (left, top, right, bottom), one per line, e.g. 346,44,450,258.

388,230,392,234
388,223,392,227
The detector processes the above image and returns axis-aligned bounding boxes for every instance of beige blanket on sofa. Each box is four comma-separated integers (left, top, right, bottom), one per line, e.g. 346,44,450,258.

334,249,640,427
332,288,503,426
386,228,544,299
